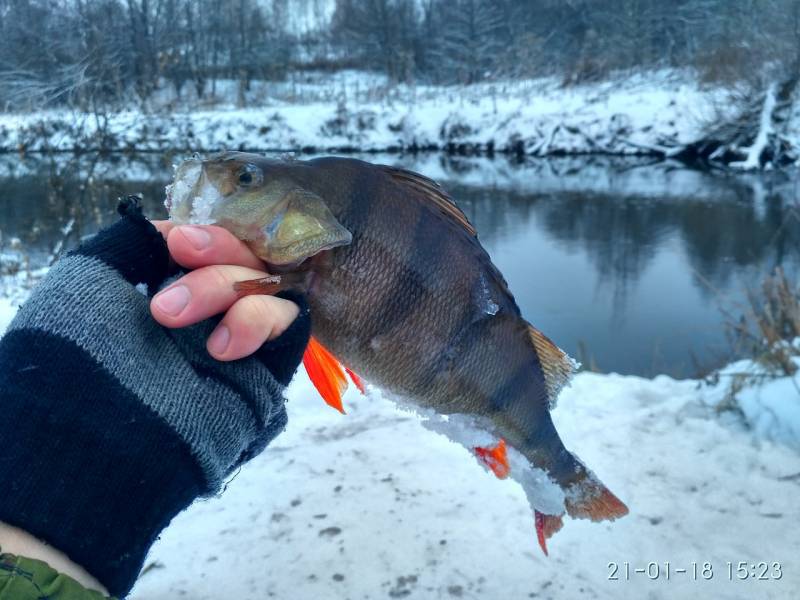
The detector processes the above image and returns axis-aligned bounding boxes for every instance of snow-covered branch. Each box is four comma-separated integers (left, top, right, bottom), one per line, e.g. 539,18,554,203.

730,82,778,170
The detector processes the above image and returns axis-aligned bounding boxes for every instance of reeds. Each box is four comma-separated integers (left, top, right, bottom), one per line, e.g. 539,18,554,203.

726,266,799,376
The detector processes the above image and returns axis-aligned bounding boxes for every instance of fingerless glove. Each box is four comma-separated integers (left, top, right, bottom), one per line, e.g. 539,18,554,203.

0,204,310,597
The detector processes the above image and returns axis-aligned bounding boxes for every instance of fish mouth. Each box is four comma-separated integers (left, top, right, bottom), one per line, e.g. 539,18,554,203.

165,159,206,223
266,233,351,266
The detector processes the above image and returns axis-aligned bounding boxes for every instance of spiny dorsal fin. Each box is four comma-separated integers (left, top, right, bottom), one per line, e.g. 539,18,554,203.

527,324,579,409
382,166,477,236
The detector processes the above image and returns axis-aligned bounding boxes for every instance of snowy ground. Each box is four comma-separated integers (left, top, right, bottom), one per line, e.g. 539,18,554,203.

0,289,799,599
0,70,744,157
129,371,800,600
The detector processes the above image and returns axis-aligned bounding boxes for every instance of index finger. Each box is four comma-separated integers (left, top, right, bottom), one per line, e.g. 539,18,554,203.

159,223,265,271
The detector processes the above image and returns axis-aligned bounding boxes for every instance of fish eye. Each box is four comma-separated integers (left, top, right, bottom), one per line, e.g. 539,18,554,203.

237,164,262,187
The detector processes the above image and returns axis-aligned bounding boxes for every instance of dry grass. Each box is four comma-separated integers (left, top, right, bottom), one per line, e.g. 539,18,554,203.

697,267,800,417
0,236,26,277
726,266,800,376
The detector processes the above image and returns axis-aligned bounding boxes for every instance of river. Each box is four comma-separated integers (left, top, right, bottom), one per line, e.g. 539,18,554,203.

1,152,797,377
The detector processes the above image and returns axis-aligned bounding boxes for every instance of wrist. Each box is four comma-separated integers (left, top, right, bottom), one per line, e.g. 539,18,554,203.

0,323,205,596
0,521,108,596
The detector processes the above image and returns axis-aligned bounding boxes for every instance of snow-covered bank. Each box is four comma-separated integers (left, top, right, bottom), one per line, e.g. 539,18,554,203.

0,71,740,157
0,288,798,599
702,353,800,452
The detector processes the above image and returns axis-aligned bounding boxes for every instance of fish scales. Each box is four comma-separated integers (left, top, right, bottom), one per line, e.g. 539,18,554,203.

300,159,570,473
165,151,629,543
302,159,492,400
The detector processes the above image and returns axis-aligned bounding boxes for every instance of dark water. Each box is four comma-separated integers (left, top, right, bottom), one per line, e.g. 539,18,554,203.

1,153,798,377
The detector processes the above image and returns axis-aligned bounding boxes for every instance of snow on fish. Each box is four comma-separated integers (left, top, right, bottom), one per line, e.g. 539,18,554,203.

165,151,629,554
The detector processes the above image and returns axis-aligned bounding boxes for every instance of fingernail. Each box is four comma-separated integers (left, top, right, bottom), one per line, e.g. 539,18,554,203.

208,325,230,355
179,226,211,250
154,285,191,316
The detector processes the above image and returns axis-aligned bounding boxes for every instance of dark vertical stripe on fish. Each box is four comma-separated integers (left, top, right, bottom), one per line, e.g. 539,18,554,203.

370,194,436,336
489,362,534,414
432,306,486,380
332,169,371,246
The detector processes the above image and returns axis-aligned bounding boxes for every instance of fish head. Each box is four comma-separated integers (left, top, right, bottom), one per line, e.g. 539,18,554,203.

165,151,352,266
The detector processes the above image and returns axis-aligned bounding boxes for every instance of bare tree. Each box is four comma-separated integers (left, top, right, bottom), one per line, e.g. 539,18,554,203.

2,0,800,111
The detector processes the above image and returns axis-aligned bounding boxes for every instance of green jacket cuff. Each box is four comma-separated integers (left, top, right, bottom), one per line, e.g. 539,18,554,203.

0,552,114,600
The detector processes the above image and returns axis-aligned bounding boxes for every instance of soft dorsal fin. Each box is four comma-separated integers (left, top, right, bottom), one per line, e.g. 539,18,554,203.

527,324,579,409
382,166,477,236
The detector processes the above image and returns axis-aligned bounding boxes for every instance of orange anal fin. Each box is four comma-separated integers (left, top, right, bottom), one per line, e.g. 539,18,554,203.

303,336,347,414
474,439,510,479
534,510,564,556
344,367,366,394
234,275,283,296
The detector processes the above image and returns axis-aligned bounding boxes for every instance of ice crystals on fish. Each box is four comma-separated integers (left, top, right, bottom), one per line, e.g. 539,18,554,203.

474,273,499,316
390,393,566,517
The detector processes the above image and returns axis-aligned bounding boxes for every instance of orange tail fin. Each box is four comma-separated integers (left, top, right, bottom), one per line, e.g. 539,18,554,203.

303,337,348,414
565,475,629,522
474,439,510,479
534,510,564,556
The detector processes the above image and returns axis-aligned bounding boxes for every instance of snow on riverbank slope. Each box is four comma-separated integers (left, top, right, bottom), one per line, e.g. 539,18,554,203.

702,353,800,453
0,70,735,156
1,296,797,599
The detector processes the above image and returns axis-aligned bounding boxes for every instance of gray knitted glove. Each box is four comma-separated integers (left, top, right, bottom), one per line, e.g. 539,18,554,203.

0,204,310,597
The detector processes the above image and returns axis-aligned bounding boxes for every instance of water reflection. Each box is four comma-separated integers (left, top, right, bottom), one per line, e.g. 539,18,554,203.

0,153,798,377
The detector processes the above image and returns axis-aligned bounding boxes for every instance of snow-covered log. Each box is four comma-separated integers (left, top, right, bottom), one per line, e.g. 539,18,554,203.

658,71,800,170
730,82,778,170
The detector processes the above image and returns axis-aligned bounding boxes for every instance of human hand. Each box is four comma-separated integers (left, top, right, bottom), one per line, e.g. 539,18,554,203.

149,222,299,361
0,202,310,597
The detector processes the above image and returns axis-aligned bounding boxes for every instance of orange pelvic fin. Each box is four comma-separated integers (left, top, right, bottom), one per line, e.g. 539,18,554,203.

233,275,283,296
474,439,510,479
534,510,564,556
344,366,366,394
303,336,348,414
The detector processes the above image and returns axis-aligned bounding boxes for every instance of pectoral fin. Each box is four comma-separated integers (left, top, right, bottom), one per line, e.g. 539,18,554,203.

233,274,284,296
264,189,352,266
233,271,308,297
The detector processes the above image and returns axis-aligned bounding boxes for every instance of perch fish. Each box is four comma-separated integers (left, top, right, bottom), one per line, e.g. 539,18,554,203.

165,151,629,553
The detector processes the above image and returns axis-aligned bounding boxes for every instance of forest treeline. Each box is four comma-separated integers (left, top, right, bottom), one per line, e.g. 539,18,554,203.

1,0,800,111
